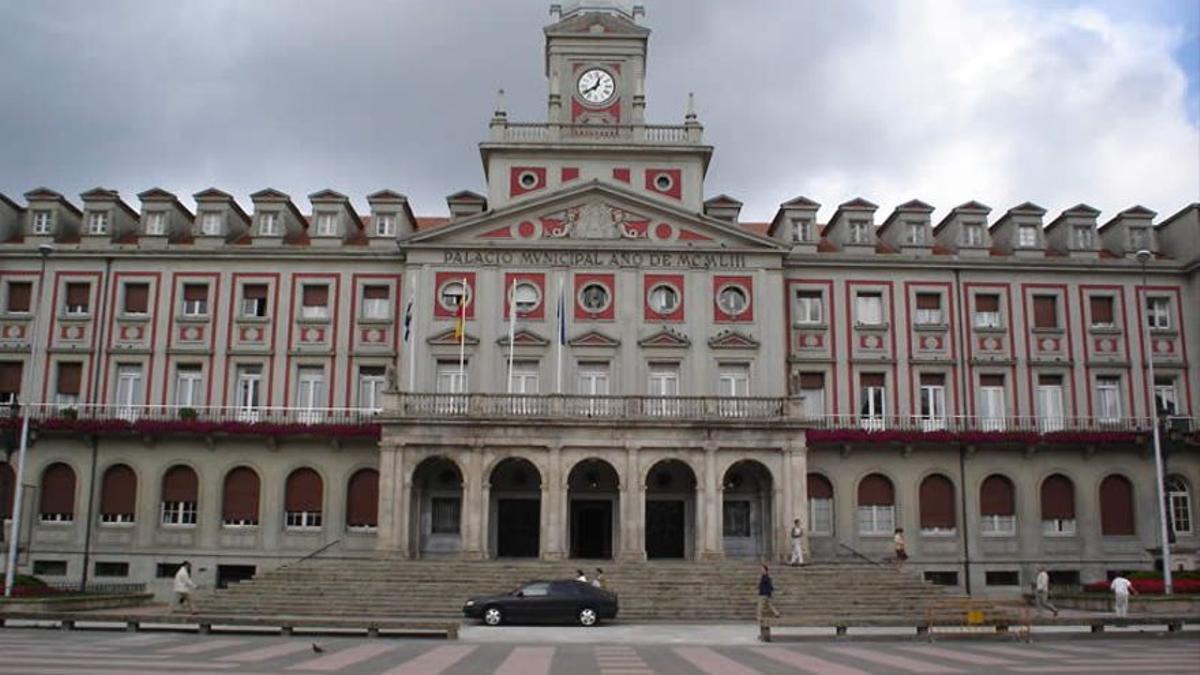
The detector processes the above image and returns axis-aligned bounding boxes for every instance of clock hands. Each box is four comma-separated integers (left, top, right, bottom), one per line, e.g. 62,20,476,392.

584,78,604,95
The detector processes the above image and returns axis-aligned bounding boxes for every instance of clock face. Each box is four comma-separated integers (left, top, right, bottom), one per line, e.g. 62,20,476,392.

577,68,616,105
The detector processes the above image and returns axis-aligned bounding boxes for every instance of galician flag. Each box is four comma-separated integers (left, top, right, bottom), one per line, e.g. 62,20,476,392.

453,278,471,342
402,288,415,343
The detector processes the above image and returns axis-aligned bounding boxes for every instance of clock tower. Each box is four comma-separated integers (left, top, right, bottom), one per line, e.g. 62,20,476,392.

545,2,649,126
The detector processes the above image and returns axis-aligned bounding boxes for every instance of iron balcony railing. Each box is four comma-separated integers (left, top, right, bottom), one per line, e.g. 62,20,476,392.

6,403,380,428
489,121,701,145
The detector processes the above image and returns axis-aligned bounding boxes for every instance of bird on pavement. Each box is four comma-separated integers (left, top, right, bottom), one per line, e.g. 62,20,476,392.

311,643,325,654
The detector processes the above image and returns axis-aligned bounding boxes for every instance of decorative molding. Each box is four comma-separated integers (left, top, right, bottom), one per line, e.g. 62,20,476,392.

707,329,760,350
496,329,550,347
568,330,620,348
427,327,479,346
638,327,690,348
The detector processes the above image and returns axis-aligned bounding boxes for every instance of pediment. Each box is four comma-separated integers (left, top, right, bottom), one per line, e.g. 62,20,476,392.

368,189,408,203
568,330,620,348
404,181,783,251
251,188,292,202
193,187,233,202
638,327,690,348
497,329,550,347
708,329,760,350
427,328,479,346
954,200,993,214
1119,205,1156,218
24,187,64,201
546,11,649,37
138,187,178,202
79,187,119,201
1006,201,1046,216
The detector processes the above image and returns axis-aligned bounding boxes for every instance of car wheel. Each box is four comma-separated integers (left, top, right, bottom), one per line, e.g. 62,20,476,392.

483,606,504,626
578,607,598,627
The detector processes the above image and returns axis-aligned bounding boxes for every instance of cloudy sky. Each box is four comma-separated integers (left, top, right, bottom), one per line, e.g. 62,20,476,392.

0,0,1196,223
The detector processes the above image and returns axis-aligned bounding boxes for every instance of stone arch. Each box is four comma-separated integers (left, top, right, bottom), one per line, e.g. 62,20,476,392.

409,455,464,558
644,458,698,559
566,457,621,560
721,459,774,559
488,456,542,558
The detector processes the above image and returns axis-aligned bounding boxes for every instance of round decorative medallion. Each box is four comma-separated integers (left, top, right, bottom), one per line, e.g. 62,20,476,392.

304,328,317,342
245,327,260,341
5,325,19,338
367,329,382,342
184,327,199,341
923,336,936,349
67,326,82,340
804,334,819,347
984,337,998,351
1040,338,1053,350
515,220,539,239
863,335,879,349
1156,339,1170,353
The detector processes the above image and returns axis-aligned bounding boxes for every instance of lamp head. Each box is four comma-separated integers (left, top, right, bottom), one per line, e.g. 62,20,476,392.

36,243,55,257
1135,249,1152,264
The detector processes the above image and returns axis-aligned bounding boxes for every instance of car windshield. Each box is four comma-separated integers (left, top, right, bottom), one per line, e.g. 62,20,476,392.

519,583,550,597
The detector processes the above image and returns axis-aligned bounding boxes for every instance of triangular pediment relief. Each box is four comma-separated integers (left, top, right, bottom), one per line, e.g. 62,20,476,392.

80,187,119,201
193,187,233,202
638,327,690,348
427,327,479,346
308,189,349,202
250,188,292,202
137,187,178,202
568,330,620,348
497,329,550,347
708,329,760,350
403,180,783,251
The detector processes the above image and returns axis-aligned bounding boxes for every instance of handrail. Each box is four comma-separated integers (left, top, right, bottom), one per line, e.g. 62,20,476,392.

837,541,886,567
295,539,342,565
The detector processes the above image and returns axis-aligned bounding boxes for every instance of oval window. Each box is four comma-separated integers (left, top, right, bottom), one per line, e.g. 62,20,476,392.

718,285,748,316
519,171,539,189
648,284,679,314
579,283,611,313
439,281,469,312
654,173,673,192
512,282,541,314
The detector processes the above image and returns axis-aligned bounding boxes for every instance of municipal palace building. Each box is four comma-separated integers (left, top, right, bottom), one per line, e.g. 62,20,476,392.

1,1,1197,597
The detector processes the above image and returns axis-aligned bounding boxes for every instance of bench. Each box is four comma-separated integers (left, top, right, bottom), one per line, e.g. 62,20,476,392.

758,614,1200,642
0,611,459,639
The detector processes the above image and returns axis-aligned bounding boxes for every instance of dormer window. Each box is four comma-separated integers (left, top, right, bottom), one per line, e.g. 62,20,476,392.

905,222,925,245
259,212,279,236
1018,224,1038,248
316,213,337,236
200,211,223,236
1128,226,1149,251
87,211,109,235
1072,225,1093,249
791,218,812,243
32,210,52,235
848,220,870,244
962,222,985,246
375,214,396,237
145,211,166,236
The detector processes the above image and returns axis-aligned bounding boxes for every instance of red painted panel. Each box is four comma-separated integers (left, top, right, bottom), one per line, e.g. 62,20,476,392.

645,168,682,200
574,273,615,321
503,272,546,320
612,168,630,183
479,224,512,239
433,271,476,320
643,273,685,322
509,166,547,197
713,275,754,323
561,167,580,182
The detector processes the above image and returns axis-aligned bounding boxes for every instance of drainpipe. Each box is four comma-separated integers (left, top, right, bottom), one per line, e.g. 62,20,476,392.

79,256,113,591
953,267,972,595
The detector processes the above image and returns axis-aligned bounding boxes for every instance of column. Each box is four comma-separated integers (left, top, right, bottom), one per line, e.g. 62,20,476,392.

619,445,645,561
396,448,412,559
461,447,486,560
375,444,398,553
541,445,565,560
785,441,808,560
700,445,722,560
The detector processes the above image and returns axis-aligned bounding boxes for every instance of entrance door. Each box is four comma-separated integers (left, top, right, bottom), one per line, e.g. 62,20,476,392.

496,499,540,558
645,500,685,559
570,499,613,559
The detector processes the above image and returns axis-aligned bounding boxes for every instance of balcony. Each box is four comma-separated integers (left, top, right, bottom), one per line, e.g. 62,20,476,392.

389,393,790,423
486,121,702,146
803,414,1195,447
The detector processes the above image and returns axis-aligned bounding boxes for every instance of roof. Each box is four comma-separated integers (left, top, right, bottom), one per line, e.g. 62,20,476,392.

308,189,349,202
446,190,487,203
0,193,22,212
79,187,140,222
779,195,820,209
1045,203,1099,233
23,187,81,216
250,188,292,201
193,188,249,223
1156,202,1198,230
416,216,451,231
933,200,992,235
1098,204,1156,232
704,194,743,206
740,222,769,236
878,199,935,233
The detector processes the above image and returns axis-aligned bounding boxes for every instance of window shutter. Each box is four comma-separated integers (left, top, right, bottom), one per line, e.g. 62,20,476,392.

915,293,941,310
975,294,999,313
302,285,328,307
919,474,955,529
861,373,885,388
363,285,388,300
857,473,894,506
243,284,268,300
1038,374,1063,386
0,464,14,520
980,475,1015,516
799,372,824,390
39,463,76,516
285,468,323,512
346,469,379,527
161,465,198,503
1033,295,1058,328
124,284,149,313
100,464,137,517
1100,474,1135,535
807,473,833,500
919,373,945,386
1040,474,1075,520
66,283,89,308
1089,296,1114,325
57,363,82,395
183,284,208,302
7,282,31,312
0,362,21,393
980,374,1004,387
222,467,260,522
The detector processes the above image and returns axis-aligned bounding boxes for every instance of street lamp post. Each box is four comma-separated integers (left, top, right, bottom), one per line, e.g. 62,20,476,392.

1137,249,1173,595
4,243,52,597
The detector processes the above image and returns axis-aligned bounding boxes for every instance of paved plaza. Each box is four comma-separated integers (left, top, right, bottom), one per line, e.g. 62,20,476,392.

0,626,1197,674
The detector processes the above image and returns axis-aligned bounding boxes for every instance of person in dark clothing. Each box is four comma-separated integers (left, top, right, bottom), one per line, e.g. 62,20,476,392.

757,564,780,623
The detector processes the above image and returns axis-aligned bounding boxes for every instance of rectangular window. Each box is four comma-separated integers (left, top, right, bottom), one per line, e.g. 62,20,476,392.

722,501,751,537
962,222,985,246
32,560,67,576
576,362,610,416
794,291,823,325
978,374,1006,431
200,211,223,236
300,285,330,320
0,362,21,406
295,367,326,422
5,281,32,313
973,294,1001,329
430,497,461,534
1154,377,1179,416
1037,374,1065,432
358,366,386,411
87,211,109,235
436,360,468,413
925,571,959,586
114,364,143,419
65,282,90,315
1128,226,1150,251
857,504,895,535
508,361,540,415
791,218,812,243
855,292,883,326
718,363,751,417
316,212,337,236
980,514,1017,536
161,500,197,526
808,496,833,536
919,373,946,431
1043,518,1077,536
1073,225,1094,249
1089,296,1115,328
985,570,1020,587
182,283,208,316
1147,297,1171,330
240,284,268,318
174,365,203,408
285,510,322,530
144,211,166,236
94,562,130,578
859,373,886,430
848,220,870,244
32,210,52,234
55,362,82,408
123,283,149,315
647,363,680,417
1169,485,1192,536
361,285,390,320
905,222,925,245
258,211,279,236
234,365,263,421
914,293,943,325
1032,294,1058,329
1018,224,1038,248
1095,376,1121,422
798,372,825,420
375,213,396,237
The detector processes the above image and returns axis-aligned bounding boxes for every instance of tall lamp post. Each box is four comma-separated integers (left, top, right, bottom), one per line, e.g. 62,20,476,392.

1137,249,1173,595
4,243,53,597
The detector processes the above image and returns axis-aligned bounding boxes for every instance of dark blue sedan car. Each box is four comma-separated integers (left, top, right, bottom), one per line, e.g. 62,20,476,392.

463,579,618,627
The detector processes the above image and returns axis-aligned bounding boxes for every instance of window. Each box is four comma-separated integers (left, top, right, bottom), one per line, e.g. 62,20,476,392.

361,285,390,319
717,285,749,316
1041,474,1076,536
375,213,396,237
240,284,268,318
979,474,1016,536
1073,224,1094,249
1032,295,1058,329
55,362,82,409
64,282,90,315
122,283,149,315
0,463,13,521
1089,296,1114,328
1095,376,1121,422
316,212,337,236
145,211,166,236
579,282,610,313
985,571,1020,587
848,219,870,244
1147,297,1171,330
114,364,143,420
791,218,812,243
436,361,468,413
794,291,823,325
222,466,260,527
284,468,323,530
200,211,223,236
855,292,883,326
509,361,540,396
1099,474,1135,536
174,365,203,408
358,366,386,411
300,285,329,320
94,562,130,578
978,374,1006,431
1166,476,1192,536
807,474,833,536
905,222,925,246
962,222,985,246
647,284,679,315
439,280,470,311
973,294,1001,329
1154,377,1179,416
5,281,32,313
346,469,379,531
258,211,279,236
919,474,956,535
1036,374,1065,432
0,362,20,406
1128,226,1149,251
1018,224,1038,248
87,211,109,235
99,464,137,525
295,367,326,422
39,463,75,523
182,284,208,316
647,363,680,417
32,209,52,234
234,365,263,420
925,571,959,586
859,373,886,430
797,372,825,419
722,501,751,537
512,282,541,315
160,465,198,527
32,560,67,576
577,362,610,416
431,496,461,534
718,363,750,417
914,293,943,325
918,373,946,431
856,473,895,535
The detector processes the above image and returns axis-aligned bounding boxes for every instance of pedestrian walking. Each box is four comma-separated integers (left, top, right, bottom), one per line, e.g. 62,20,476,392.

1034,567,1059,617
893,528,908,567
592,568,606,589
575,569,588,583
1110,574,1137,617
173,561,197,613
756,564,781,623
788,519,805,566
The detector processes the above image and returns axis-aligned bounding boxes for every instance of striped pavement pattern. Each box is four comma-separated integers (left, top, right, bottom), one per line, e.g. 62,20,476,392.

0,630,1194,673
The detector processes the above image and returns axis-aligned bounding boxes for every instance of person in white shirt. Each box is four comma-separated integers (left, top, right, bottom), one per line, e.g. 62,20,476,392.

173,561,197,613
788,519,805,566
1034,567,1059,617
1109,575,1136,617
575,569,588,583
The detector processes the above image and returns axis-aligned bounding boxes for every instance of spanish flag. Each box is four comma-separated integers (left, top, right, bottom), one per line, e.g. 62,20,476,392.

453,277,470,341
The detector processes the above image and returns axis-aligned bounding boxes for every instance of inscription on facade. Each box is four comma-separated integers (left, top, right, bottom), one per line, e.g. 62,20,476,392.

442,249,747,269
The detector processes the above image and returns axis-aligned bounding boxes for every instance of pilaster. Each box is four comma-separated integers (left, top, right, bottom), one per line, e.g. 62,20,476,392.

618,444,646,561
462,446,486,560
375,444,398,552
700,444,723,560
541,444,566,560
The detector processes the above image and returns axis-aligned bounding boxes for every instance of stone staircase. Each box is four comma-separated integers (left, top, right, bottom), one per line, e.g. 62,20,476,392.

196,557,966,622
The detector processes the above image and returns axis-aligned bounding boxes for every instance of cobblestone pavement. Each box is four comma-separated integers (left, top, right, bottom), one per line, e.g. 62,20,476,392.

0,628,1196,673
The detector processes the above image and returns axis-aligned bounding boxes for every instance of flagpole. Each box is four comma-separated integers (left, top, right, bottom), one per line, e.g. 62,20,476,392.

556,275,564,395
506,279,517,394
457,277,468,393
406,271,418,392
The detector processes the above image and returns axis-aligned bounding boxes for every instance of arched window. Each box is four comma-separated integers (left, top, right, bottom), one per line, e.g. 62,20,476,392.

285,468,323,530
919,474,956,535
1166,475,1191,536
856,473,895,535
980,474,1015,536
161,465,198,526
1040,474,1076,535
222,466,260,527
39,463,76,523
99,464,137,524
1099,474,1135,536
807,473,833,536
0,463,14,523
346,468,379,531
